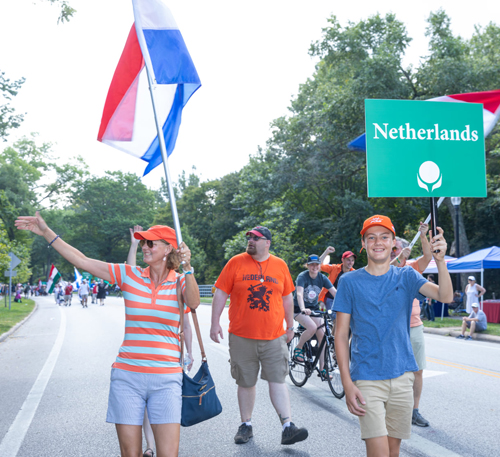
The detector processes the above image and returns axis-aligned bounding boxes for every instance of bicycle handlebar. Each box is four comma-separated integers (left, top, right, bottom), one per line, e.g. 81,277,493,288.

302,310,334,318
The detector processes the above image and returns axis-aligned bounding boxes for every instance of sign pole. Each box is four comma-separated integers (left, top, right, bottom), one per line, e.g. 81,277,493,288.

430,197,440,253
408,197,445,249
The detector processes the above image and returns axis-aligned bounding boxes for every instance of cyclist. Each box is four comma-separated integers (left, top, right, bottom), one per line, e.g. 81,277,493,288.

293,255,337,378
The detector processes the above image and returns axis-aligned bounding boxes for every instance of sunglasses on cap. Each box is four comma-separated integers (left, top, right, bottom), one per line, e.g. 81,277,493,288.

246,235,267,242
139,239,168,248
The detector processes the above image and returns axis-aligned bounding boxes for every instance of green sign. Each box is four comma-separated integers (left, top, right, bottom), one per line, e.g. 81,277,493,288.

82,272,93,281
365,99,487,197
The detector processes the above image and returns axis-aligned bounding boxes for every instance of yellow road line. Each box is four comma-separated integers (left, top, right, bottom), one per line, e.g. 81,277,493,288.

426,357,500,379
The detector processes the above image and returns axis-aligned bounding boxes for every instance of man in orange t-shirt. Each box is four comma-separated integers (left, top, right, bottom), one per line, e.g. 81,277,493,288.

210,226,308,447
318,247,356,311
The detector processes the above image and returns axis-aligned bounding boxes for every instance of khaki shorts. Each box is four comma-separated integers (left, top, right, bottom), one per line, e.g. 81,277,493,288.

410,324,427,371
354,372,415,440
228,333,289,387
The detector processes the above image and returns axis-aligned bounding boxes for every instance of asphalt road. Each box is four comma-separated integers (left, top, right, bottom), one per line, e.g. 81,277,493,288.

0,296,499,457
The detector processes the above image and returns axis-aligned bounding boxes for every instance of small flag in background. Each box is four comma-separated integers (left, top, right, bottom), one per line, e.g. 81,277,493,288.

47,264,62,294
72,267,83,290
348,89,500,151
97,0,201,176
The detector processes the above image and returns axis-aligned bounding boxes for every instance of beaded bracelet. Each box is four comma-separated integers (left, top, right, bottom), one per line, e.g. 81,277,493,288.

48,235,60,248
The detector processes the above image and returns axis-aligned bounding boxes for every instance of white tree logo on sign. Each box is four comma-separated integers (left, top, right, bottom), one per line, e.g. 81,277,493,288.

417,161,442,192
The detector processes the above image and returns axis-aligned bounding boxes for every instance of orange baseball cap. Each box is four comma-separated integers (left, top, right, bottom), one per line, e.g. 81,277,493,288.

133,225,178,249
360,215,396,237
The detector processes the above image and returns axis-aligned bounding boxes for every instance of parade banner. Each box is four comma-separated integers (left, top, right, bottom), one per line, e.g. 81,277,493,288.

365,99,487,197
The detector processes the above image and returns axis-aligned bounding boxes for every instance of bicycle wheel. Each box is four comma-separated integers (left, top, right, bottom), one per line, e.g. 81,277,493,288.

288,334,310,387
324,338,344,399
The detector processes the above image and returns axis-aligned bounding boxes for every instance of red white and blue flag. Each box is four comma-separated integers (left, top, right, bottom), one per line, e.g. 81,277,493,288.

97,0,201,175
349,89,500,151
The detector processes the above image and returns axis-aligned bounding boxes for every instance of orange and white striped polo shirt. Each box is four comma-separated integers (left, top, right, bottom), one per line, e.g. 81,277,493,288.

108,263,186,374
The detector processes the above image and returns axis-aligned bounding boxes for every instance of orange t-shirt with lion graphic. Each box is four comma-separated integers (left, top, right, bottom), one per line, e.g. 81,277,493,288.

215,253,295,340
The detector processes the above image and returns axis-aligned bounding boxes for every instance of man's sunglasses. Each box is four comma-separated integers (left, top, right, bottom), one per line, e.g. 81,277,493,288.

140,239,167,248
246,236,267,242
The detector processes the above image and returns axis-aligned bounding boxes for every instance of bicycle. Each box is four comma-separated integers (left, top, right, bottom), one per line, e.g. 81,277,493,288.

288,310,344,399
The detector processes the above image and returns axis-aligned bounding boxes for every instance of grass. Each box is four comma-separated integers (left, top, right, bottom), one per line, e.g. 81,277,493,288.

423,317,500,337
0,298,36,335
200,297,213,304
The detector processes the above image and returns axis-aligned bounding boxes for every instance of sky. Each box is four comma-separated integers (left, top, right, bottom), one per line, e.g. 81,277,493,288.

1,0,498,190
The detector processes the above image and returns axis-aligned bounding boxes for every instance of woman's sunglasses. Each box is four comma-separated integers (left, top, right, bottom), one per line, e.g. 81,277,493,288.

139,239,167,248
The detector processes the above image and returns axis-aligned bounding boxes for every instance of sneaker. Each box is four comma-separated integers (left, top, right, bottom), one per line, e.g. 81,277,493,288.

465,336,472,340
281,422,308,445
456,335,465,339
234,424,253,444
412,410,430,427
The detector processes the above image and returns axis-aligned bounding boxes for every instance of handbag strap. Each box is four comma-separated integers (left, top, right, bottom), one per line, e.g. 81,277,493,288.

177,277,207,363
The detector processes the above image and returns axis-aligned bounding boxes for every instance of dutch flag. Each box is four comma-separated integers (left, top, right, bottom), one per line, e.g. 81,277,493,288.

97,0,201,175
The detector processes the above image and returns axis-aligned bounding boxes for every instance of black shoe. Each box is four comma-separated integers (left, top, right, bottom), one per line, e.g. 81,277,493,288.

234,424,253,444
456,334,465,339
465,335,472,340
412,410,430,427
281,422,308,445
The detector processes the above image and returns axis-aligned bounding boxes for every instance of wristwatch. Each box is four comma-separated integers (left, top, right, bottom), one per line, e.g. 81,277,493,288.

183,266,194,275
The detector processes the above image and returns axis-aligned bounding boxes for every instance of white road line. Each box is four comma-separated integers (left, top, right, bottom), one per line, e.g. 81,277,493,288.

0,307,66,457
406,433,464,457
422,370,447,379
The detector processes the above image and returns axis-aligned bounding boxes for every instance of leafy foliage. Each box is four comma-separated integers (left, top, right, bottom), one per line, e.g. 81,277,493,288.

0,72,25,141
43,0,76,24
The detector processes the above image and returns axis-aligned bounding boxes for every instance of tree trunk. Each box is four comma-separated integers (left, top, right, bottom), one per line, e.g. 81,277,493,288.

444,197,470,292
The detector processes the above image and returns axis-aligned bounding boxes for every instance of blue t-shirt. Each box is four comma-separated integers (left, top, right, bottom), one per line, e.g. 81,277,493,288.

334,265,427,381
293,270,333,313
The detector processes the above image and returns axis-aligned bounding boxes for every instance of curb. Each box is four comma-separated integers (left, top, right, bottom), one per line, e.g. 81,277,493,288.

423,326,500,343
0,300,39,343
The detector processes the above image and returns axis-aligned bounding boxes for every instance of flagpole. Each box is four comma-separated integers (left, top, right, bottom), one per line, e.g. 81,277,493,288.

144,65,183,247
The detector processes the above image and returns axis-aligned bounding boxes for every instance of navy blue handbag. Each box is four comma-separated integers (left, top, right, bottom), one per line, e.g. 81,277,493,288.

178,280,222,427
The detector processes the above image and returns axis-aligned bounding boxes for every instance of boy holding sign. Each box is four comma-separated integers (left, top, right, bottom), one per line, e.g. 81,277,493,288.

334,215,452,457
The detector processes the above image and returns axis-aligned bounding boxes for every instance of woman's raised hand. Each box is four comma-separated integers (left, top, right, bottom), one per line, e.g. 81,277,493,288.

129,225,143,245
15,211,48,237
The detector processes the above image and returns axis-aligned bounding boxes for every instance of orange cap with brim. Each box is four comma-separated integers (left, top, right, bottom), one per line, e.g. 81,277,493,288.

360,215,396,237
133,225,178,249
359,215,396,252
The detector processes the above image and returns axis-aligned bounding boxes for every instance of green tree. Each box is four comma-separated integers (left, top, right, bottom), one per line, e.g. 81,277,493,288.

154,171,242,283
67,171,157,265
0,72,25,141
225,13,429,274
0,135,86,242
28,208,76,281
